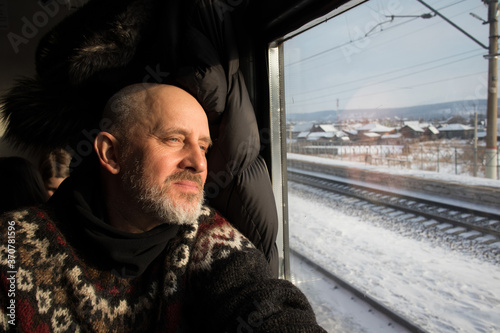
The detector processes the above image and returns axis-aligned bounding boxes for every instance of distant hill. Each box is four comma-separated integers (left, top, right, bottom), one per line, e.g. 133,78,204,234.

286,99,492,123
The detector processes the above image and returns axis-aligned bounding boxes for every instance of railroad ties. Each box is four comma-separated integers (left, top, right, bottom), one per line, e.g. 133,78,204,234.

287,159,500,251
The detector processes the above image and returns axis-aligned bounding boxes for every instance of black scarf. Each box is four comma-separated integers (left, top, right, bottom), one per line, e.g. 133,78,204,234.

48,160,179,279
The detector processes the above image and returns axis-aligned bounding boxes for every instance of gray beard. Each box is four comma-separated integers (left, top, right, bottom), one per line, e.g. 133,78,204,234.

121,158,204,225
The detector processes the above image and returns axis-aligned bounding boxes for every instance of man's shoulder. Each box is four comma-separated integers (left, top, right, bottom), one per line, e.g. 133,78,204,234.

0,206,54,232
190,206,255,271
0,206,66,259
197,206,248,240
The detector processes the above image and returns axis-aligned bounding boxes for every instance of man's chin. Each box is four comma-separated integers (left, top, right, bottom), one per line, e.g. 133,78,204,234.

166,197,204,224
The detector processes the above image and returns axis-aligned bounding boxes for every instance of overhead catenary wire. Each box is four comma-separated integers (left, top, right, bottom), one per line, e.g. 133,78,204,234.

288,51,483,105
288,71,485,109
285,0,481,68
288,48,483,98
284,0,488,110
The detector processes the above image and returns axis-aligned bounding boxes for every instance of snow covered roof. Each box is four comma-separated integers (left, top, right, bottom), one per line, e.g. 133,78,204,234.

439,124,473,131
315,124,338,132
343,129,358,135
308,132,335,140
350,123,364,129
403,120,420,126
291,122,314,132
357,123,395,133
403,124,424,132
426,125,439,134
304,131,347,141
363,132,380,138
297,131,310,138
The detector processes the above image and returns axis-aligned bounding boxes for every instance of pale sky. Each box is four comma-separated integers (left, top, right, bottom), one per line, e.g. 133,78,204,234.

284,0,493,113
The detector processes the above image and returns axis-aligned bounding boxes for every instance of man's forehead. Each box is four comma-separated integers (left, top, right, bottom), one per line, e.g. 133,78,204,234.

150,122,211,142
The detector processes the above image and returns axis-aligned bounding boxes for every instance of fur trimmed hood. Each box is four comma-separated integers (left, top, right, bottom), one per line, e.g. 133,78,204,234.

1,0,169,150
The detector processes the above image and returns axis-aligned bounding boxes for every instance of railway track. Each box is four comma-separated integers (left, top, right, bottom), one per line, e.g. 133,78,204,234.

290,248,429,333
288,168,500,245
287,167,500,332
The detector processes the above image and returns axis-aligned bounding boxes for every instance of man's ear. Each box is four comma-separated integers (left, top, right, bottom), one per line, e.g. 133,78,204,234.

94,132,121,175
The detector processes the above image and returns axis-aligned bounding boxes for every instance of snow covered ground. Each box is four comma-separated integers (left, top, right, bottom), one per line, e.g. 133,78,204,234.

290,251,413,333
287,169,500,333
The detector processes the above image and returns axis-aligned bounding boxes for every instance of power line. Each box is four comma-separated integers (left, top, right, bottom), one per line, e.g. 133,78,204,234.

288,52,483,105
341,71,485,102
285,0,488,111
287,71,485,109
285,1,483,68
287,48,483,98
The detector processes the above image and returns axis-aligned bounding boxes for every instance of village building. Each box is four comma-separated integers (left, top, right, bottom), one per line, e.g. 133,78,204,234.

424,125,440,140
310,124,338,133
305,124,349,144
355,123,396,142
380,133,403,144
287,122,315,141
438,123,474,139
400,123,425,139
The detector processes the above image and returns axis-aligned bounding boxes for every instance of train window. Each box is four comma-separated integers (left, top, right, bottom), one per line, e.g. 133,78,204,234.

270,0,500,331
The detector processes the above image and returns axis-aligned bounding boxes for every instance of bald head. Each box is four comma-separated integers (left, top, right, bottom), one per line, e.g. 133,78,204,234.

103,83,202,139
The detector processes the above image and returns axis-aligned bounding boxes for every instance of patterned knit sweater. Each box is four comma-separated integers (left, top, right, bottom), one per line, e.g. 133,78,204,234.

0,205,325,332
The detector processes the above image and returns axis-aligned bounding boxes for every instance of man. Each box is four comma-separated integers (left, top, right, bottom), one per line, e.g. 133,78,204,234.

0,83,325,332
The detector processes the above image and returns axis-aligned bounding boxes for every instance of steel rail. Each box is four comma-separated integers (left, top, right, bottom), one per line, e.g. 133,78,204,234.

291,248,430,333
288,169,500,239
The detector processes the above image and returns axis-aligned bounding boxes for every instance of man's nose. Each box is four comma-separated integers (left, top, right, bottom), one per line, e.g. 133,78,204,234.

179,144,207,173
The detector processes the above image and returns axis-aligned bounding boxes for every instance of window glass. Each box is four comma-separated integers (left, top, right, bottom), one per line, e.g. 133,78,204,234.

283,0,500,331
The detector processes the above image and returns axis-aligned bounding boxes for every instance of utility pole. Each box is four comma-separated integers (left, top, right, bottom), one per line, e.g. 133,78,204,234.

416,0,498,179
474,111,478,177
485,0,498,179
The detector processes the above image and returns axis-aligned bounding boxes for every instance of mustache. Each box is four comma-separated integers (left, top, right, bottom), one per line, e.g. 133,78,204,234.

165,171,203,188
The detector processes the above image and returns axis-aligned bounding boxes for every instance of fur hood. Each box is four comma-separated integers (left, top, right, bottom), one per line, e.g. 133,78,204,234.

1,0,169,151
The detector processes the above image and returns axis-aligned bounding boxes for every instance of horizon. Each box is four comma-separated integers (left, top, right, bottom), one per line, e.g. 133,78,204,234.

285,97,498,126
287,97,492,114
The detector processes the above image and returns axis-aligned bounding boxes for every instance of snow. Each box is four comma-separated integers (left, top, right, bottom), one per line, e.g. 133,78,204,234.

290,252,413,332
439,124,474,131
308,132,337,140
287,157,500,333
357,123,395,133
288,153,500,189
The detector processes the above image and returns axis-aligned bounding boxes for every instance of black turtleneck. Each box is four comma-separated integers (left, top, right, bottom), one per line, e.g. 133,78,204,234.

47,161,179,279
